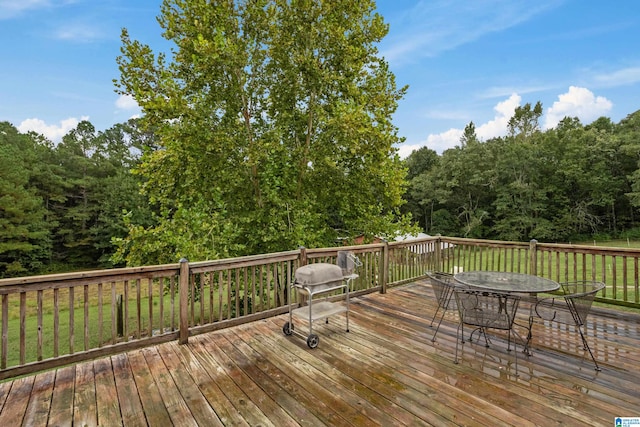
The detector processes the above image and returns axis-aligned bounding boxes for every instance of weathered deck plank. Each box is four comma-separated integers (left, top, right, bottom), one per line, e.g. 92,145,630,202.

47,365,75,427
172,341,249,426
155,342,223,427
94,357,122,427
73,361,97,427
22,370,55,426
348,290,607,425
189,334,278,426
0,280,638,426
0,375,34,426
141,346,198,426
126,349,172,426
112,353,147,427
235,321,404,426
209,333,330,426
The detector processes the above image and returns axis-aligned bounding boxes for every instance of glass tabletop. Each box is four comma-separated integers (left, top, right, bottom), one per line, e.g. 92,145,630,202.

454,271,560,293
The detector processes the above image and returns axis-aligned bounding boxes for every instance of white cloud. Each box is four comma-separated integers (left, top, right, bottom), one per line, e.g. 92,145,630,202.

115,94,139,111
17,116,89,143
115,94,141,122
425,128,464,155
0,0,49,19
381,0,564,64
398,86,616,158
476,93,521,140
397,142,429,160
54,23,103,42
593,67,640,88
399,93,522,157
397,128,464,159
543,86,612,129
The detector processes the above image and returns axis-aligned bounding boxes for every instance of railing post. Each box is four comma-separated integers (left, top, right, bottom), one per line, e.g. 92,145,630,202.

179,258,190,345
297,247,307,305
434,236,442,272
299,246,307,267
529,239,538,276
381,240,389,294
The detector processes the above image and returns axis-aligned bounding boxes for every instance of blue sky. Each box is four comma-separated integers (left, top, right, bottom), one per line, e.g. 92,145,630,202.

2,1,640,157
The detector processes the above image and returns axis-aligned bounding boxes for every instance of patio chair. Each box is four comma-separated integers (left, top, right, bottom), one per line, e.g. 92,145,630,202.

453,288,521,375
426,272,459,342
524,280,605,371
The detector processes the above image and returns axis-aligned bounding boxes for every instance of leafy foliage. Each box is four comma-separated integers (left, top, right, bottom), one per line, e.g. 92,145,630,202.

5,3,640,275
0,123,50,276
114,0,411,264
0,119,153,277
404,108,640,242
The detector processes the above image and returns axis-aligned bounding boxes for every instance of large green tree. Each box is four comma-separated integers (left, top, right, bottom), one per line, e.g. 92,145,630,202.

402,146,439,231
53,120,153,268
114,0,410,265
0,123,50,276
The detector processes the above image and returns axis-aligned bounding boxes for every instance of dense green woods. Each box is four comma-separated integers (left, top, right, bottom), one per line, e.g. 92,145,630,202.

403,105,640,242
3,0,640,278
4,108,640,278
0,120,154,277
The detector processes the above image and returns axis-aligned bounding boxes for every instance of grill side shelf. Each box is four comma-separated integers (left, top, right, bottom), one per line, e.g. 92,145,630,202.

292,301,348,322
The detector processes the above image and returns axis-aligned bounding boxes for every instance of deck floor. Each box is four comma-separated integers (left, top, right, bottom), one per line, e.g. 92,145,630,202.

0,280,639,426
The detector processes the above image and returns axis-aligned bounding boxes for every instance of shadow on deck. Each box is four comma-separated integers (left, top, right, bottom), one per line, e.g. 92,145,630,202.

1,279,639,426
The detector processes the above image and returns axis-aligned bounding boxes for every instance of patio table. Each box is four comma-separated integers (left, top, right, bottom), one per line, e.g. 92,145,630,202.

454,271,560,294
453,271,560,359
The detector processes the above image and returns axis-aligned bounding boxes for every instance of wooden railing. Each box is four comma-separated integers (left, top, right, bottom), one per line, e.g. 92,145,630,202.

440,237,640,308
0,236,637,380
0,245,387,380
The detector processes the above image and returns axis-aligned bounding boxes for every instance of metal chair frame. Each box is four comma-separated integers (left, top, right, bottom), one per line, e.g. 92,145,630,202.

524,280,605,371
453,288,522,375
426,272,459,342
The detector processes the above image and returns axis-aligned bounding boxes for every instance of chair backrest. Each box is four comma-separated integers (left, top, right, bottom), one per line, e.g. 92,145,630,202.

454,289,520,331
559,281,605,325
426,272,457,309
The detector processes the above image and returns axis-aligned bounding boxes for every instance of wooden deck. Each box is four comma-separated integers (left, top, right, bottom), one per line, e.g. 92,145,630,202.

0,279,639,426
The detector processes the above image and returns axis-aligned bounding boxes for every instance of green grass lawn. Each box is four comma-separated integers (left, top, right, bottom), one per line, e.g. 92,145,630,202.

1,281,281,368
577,239,640,249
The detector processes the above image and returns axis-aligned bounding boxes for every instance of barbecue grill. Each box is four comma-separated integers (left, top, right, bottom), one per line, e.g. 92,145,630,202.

282,251,360,348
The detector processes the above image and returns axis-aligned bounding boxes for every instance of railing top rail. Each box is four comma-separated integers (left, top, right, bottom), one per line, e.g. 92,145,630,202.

188,250,301,273
0,263,181,288
305,243,385,257
440,236,530,248
389,237,441,248
534,241,640,255
189,249,300,267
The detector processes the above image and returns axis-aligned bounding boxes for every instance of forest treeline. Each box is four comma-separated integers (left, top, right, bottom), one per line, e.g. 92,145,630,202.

402,103,640,243
0,119,156,277
2,105,640,278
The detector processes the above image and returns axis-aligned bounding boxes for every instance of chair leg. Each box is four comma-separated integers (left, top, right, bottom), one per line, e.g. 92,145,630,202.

431,309,447,342
480,328,491,347
509,329,519,376
577,326,601,371
429,305,442,327
509,328,527,352
522,316,534,356
469,327,489,345
454,322,463,364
